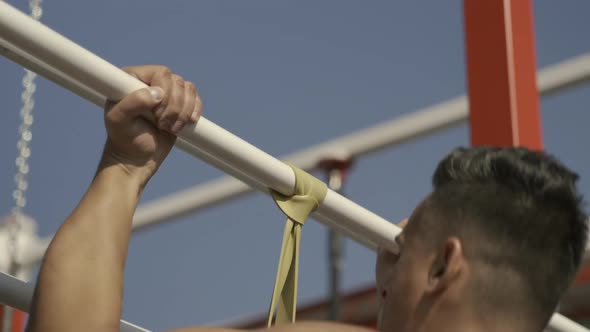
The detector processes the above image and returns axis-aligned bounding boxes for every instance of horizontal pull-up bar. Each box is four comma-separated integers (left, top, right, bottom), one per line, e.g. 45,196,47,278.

126,51,590,233
0,2,400,252
99,53,590,231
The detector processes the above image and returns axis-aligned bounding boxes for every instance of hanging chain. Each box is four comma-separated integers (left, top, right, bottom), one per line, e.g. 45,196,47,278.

3,1,43,332
7,0,43,276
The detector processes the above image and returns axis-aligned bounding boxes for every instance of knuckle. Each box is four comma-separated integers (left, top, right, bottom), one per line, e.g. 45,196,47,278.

172,74,184,86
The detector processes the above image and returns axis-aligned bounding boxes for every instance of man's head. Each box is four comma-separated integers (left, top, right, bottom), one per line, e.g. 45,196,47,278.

376,147,588,332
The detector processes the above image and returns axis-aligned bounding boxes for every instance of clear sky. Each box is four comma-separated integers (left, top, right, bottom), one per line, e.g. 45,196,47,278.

1,1,589,331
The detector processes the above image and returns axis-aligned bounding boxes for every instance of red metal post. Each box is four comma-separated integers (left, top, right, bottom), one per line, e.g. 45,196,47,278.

464,0,543,149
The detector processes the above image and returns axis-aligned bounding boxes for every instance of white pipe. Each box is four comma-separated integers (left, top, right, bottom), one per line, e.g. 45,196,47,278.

125,52,590,230
0,37,106,107
121,51,590,233
547,313,590,332
0,272,151,332
122,99,469,234
0,2,397,252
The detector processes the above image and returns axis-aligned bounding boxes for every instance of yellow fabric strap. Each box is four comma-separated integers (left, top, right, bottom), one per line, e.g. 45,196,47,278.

267,165,327,327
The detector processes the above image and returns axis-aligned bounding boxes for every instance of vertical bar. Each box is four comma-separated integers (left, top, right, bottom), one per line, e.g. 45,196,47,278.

318,157,353,321
327,170,344,321
464,0,543,149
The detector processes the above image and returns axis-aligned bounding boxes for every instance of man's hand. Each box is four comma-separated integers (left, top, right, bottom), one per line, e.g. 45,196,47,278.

102,65,203,186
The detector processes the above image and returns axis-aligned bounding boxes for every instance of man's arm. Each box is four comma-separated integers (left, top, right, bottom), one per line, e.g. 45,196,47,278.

27,65,201,332
26,64,377,332
27,156,143,332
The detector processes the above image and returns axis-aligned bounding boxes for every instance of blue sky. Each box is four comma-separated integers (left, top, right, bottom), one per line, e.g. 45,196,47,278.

1,1,589,331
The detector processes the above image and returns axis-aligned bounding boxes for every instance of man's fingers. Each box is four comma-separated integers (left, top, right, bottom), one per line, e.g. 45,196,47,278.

191,85,203,123
159,74,186,132
171,82,198,134
120,65,202,134
106,87,163,124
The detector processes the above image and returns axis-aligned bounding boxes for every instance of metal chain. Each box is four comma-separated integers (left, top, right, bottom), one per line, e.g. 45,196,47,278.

3,1,43,332
7,0,43,275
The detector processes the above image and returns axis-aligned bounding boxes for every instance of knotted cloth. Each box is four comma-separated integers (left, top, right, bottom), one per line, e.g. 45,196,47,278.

267,164,327,327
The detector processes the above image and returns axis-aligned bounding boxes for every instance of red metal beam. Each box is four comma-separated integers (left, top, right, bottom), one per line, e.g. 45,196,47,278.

464,0,543,149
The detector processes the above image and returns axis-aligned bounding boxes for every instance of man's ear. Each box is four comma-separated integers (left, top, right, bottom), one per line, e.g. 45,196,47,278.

426,237,464,295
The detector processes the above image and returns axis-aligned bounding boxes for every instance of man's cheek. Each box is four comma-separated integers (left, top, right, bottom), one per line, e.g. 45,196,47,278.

388,266,415,303
380,288,411,332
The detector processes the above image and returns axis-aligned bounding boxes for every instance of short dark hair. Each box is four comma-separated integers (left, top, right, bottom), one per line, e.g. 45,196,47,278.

414,147,588,327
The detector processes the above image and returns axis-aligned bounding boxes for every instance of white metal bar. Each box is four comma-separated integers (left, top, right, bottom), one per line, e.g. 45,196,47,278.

0,272,151,332
0,36,106,107
123,52,590,233
547,313,590,332
0,3,396,252
123,99,468,234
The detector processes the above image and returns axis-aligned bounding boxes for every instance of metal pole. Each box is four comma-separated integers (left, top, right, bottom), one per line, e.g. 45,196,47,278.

464,0,542,149
318,156,353,321
547,314,590,332
116,52,590,232
327,169,344,321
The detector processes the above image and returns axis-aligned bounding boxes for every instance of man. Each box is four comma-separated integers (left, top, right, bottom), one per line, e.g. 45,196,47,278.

27,65,588,332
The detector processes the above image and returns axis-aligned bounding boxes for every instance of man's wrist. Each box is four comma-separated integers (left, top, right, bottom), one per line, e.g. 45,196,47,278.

97,148,155,192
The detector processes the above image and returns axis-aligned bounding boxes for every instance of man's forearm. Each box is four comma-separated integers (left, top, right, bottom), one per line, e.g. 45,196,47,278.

28,157,143,332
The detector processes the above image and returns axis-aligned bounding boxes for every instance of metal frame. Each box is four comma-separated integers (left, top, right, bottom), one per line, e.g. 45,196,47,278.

0,1,588,331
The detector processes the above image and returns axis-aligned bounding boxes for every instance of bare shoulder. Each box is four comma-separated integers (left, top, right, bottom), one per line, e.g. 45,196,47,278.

166,321,373,332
